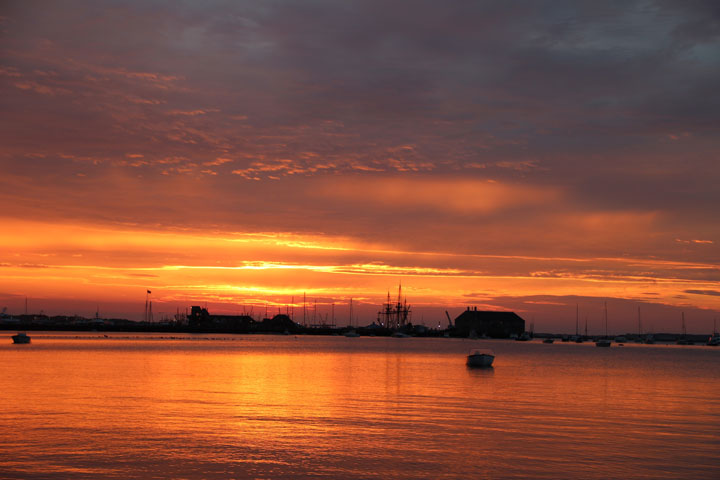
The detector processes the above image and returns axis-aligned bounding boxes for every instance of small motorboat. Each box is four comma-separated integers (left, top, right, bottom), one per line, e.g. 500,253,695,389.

466,349,494,368
12,332,31,344
543,338,554,344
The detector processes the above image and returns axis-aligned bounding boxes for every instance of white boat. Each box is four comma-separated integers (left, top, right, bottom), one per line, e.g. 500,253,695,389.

466,349,494,367
344,329,360,337
12,332,31,344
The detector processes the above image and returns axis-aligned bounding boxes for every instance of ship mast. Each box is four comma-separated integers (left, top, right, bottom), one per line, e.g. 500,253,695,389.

604,301,608,338
575,304,579,336
682,312,686,337
377,283,411,330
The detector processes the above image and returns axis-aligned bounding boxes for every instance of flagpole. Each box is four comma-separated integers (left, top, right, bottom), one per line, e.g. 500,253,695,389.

145,289,152,322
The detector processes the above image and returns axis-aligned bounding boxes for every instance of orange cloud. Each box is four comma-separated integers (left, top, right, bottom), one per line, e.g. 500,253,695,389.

313,177,562,214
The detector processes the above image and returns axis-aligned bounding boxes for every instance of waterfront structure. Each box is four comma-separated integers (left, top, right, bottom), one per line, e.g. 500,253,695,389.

187,306,299,333
454,307,525,338
188,306,255,330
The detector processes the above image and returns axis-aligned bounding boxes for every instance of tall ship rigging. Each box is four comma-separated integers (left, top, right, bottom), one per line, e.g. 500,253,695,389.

377,284,411,330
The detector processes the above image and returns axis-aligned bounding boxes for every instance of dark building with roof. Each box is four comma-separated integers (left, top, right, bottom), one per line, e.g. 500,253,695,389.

260,314,298,333
454,307,525,338
188,306,255,331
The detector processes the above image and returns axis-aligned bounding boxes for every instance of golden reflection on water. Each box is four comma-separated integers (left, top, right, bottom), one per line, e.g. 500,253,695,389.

1,334,719,479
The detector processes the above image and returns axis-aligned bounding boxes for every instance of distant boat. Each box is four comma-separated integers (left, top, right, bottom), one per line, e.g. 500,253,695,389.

543,338,554,344
12,332,31,344
676,312,691,344
391,332,410,338
516,332,531,341
706,319,718,346
344,329,360,338
466,349,494,368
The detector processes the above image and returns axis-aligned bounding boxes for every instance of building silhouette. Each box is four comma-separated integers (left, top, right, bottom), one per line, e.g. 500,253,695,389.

454,307,525,338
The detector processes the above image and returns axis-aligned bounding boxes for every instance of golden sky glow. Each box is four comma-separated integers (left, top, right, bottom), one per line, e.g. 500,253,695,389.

1,2,719,333
2,216,718,333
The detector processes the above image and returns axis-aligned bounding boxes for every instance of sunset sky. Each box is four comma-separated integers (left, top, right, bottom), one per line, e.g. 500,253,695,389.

1,1,719,333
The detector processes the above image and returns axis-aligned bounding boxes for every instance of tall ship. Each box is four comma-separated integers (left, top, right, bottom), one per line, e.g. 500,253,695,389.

377,284,411,330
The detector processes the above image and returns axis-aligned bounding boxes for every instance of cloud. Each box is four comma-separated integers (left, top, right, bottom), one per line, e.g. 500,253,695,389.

203,157,233,167
684,290,720,297
676,239,714,245
313,177,562,214
13,81,71,95
1,1,719,322
167,109,219,116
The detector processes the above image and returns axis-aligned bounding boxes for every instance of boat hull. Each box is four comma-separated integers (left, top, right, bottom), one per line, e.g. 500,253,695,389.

12,333,31,344
466,353,494,367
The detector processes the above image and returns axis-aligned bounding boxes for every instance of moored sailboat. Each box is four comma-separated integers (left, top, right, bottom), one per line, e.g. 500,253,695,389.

596,302,611,347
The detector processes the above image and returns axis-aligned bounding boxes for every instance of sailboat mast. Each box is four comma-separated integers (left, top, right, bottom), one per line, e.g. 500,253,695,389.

397,283,402,329
682,312,686,337
575,304,579,336
604,301,608,337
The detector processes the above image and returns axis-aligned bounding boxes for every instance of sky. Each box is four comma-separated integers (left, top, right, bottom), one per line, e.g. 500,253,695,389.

1,0,719,334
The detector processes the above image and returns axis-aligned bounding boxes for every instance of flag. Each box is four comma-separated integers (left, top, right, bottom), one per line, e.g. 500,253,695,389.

147,290,152,294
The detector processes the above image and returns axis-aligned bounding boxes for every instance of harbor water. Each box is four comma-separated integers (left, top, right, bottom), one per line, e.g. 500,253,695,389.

1,333,719,479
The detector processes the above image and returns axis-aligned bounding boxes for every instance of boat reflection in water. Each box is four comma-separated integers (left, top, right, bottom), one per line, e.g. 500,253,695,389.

466,349,494,368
